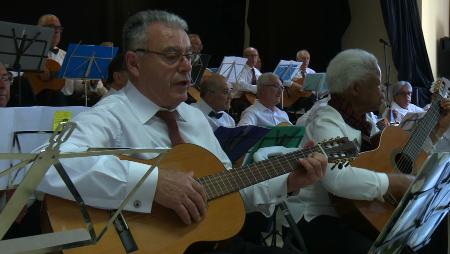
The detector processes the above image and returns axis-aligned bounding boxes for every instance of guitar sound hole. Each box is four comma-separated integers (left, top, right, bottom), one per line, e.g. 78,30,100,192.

394,153,413,174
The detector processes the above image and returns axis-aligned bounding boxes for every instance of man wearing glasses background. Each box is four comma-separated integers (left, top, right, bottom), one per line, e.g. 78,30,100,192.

384,80,424,123
238,72,292,127
191,73,235,130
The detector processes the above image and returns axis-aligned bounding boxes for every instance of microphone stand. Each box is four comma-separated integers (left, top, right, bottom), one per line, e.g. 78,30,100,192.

381,39,394,123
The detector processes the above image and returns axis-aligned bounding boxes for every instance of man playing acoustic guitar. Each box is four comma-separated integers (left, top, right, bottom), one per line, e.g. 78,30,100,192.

38,10,329,254
276,49,450,254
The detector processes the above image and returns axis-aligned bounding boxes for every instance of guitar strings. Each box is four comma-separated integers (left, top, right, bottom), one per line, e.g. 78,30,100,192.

395,95,442,174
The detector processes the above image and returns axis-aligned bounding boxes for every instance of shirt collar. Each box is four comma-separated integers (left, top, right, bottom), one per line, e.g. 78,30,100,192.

196,98,214,114
255,99,278,113
124,81,186,124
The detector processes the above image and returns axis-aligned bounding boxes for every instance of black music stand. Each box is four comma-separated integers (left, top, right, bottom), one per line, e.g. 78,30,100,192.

369,152,450,253
0,21,53,105
191,54,211,88
58,43,118,106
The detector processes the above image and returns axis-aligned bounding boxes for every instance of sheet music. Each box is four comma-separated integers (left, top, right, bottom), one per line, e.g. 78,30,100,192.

217,56,247,83
273,60,301,82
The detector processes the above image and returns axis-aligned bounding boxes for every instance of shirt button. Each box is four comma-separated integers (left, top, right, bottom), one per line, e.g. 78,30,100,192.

133,200,141,208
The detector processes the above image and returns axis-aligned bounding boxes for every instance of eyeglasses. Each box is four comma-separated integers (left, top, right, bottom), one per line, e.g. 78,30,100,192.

134,48,199,65
397,91,412,96
0,73,12,84
264,84,284,90
210,88,233,95
44,25,64,33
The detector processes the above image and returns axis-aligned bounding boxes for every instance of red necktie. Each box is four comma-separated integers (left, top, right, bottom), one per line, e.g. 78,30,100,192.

251,68,257,85
156,111,186,146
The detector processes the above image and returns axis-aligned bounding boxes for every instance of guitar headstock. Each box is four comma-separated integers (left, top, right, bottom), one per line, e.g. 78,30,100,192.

430,78,450,99
318,137,359,169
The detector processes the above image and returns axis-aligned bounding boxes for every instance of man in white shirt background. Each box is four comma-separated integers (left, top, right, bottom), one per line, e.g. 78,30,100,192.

384,80,424,123
230,47,261,121
191,73,235,130
238,72,291,127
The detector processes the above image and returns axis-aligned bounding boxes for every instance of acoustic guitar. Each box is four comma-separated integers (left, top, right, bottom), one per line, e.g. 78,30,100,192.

282,79,313,109
26,59,65,95
333,79,450,233
44,138,358,254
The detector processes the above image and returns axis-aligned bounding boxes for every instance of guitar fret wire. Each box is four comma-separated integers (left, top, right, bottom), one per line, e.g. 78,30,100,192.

200,144,336,200
397,97,441,173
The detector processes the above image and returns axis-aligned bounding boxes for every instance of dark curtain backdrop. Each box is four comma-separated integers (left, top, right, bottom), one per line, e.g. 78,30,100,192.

380,0,433,107
4,0,350,71
3,0,246,67
248,0,351,72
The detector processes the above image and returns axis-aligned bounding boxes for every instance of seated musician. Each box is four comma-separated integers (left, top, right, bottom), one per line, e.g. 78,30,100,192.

283,49,316,86
36,10,327,254
238,73,292,127
35,14,106,106
259,49,450,254
190,73,235,130
230,47,261,118
383,80,425,123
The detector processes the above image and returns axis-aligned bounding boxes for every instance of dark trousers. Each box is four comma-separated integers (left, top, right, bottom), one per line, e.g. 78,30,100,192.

293,216,372,254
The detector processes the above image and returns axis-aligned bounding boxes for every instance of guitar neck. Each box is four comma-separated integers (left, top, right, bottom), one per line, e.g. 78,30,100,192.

198,147,317,201
403,96,442,159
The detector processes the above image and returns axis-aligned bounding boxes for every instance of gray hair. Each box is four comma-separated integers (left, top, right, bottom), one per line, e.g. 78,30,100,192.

122,10,188,51
391,80,412,96
256,72,279,94
326,49,380,93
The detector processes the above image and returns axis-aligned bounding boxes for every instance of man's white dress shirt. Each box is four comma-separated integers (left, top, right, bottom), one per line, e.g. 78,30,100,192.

190,99,235,130
38,82,290,216
238,100,291,127
232,65,260,98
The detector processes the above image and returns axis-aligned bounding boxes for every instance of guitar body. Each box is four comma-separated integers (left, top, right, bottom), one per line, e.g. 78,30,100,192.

26,59,65,95
334,126,428,233
188,86,201,102
44,144,245,254
282,80,313,108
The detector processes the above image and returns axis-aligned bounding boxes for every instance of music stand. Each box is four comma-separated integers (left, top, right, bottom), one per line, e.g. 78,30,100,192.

0,122,169,253
191,54,211,88
58,43,118,106
302,73,328,101
369,152,450,253
217,56,247,83
0,21,53,105
273,60,301,83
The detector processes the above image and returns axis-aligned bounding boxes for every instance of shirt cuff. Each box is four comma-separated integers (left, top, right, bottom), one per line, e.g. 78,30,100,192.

377,172,390,198
124,161,159,213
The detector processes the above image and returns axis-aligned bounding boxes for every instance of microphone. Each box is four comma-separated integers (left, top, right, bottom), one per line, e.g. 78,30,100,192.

379,38,391,47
